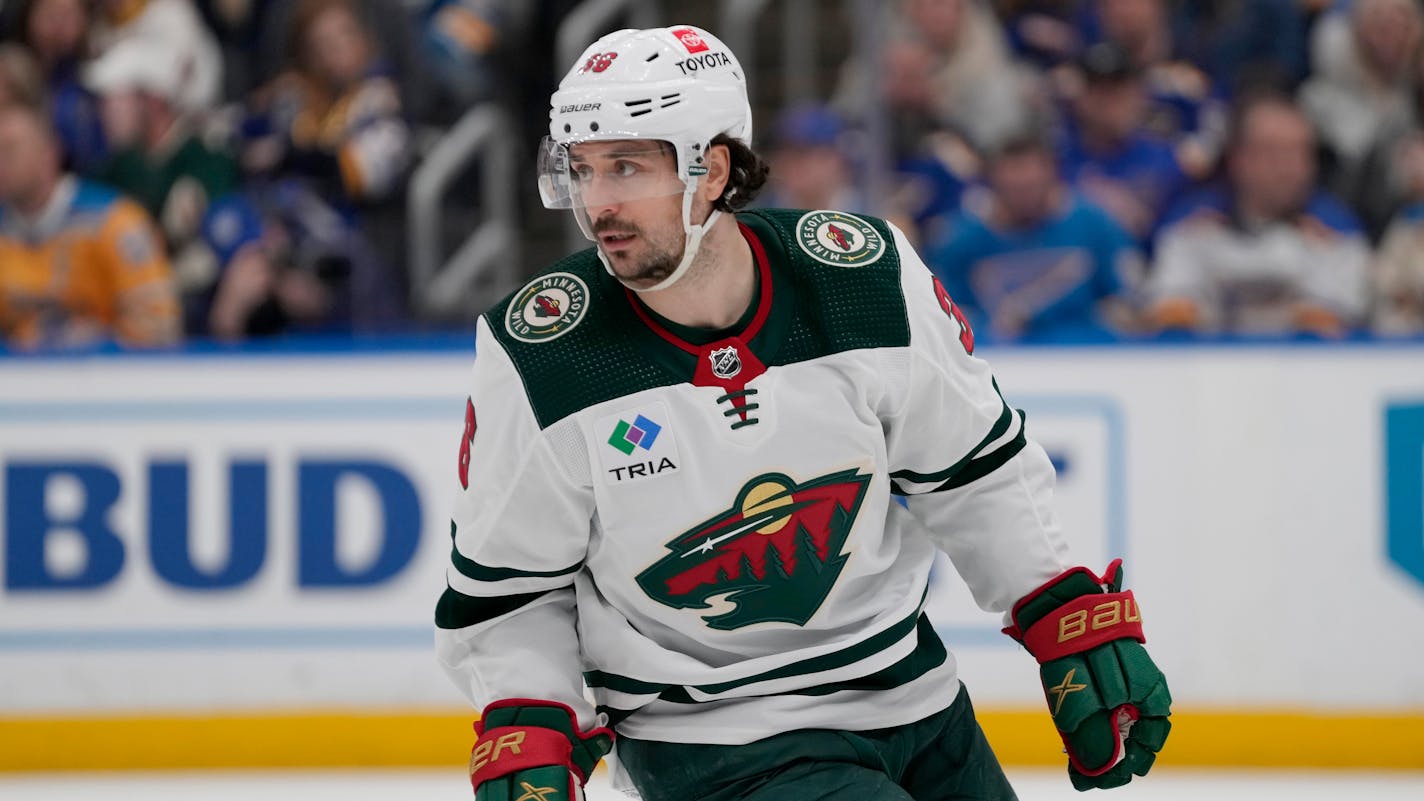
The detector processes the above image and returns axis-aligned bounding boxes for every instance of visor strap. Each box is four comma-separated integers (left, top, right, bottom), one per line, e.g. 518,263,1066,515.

625,182,717,294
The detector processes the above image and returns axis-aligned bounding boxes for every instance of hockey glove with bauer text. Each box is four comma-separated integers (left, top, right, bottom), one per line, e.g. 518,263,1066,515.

1003,560,1172,790
468,699,614,801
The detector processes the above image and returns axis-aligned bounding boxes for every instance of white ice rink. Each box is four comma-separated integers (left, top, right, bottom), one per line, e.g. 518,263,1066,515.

2,768,1422,800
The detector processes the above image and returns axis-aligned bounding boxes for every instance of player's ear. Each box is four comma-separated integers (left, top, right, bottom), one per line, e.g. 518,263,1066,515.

697,143,732,206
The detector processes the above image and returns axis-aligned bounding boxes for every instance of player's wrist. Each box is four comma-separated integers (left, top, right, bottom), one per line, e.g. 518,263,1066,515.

1003,559,1144,662
473,699,614,786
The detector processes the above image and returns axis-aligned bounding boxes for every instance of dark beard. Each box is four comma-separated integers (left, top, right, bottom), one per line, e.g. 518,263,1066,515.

625,251,678,283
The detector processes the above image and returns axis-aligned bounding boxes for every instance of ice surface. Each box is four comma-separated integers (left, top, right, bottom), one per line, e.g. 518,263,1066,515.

1,768,1422,800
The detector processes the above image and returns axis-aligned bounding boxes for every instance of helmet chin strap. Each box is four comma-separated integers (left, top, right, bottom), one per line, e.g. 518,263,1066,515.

592,178,721,294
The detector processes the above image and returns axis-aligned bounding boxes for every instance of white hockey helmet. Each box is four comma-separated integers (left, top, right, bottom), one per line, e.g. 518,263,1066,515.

538,25,752,291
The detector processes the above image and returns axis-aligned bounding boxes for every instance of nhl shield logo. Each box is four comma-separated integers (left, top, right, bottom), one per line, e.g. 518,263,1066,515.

635,469,871,630
709,345,742,379
795,210,886,267
504,272,590,343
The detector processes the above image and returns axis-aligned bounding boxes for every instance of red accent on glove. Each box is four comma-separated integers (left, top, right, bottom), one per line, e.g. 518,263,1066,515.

468,725,572,787
471,698,614,786
1004,560,1123,631
1018,589,1145,662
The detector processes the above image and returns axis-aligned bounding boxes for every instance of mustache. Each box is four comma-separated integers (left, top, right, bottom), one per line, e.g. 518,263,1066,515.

591,218,642,236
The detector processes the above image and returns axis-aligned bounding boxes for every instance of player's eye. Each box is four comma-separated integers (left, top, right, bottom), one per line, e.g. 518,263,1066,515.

570,163,594,182
612,160,639,178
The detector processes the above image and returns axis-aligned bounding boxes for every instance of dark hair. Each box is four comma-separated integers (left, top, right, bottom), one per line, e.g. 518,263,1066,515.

710,133,770,213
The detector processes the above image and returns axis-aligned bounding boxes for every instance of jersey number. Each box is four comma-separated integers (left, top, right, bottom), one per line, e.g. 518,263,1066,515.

458,398,476,489
933,277,975,354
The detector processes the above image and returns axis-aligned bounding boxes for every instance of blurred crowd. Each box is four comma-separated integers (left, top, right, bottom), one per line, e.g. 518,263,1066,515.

780,0,1424,342
3,0,1424,350
0,0,507,349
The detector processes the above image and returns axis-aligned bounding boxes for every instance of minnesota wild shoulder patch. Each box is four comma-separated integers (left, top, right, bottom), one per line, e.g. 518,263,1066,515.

504,272,590,343
795,210,886,267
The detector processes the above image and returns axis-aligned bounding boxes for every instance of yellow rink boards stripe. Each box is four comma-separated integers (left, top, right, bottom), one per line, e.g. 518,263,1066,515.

1,708,1422,772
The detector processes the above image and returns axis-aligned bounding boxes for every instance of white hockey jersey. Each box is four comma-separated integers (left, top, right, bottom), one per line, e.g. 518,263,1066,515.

435,208,1070,746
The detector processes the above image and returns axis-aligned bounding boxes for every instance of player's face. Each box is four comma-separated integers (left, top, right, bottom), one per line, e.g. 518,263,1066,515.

571,140,689,288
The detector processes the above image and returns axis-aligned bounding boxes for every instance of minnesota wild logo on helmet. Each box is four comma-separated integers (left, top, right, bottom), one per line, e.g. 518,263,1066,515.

635,469,870,631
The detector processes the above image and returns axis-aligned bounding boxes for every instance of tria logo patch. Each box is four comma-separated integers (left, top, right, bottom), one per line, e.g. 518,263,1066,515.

504,272,589,343
598,404,681,485
794,210,886,267
709,345,741,379
608,414,661,455
672,27,708,53
636,469,871,630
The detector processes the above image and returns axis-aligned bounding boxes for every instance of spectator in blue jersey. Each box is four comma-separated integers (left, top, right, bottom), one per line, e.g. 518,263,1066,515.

1058,42,1190,241
196,179,404,339
1148,95,1370,337
13,0,107,172
1080,0,1229,180
928,133,1142,343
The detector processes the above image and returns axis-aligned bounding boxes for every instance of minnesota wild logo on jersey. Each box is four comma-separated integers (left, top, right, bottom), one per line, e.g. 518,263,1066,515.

635,469,871,630
503,271,590,343
794,210,886,267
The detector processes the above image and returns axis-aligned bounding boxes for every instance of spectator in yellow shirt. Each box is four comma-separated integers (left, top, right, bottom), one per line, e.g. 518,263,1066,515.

0,103,180,349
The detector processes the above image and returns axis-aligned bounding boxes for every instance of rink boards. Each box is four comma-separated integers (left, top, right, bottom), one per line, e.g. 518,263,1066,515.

1,340,1422,769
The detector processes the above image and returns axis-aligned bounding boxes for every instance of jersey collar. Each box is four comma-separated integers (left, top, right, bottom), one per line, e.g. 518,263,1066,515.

617,217,795,387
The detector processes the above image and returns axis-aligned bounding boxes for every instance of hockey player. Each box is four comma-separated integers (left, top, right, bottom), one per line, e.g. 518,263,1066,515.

436,25,1171,801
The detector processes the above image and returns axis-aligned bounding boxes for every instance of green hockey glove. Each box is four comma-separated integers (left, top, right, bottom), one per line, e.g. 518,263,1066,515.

1003,560,1172,791
468,699,614,801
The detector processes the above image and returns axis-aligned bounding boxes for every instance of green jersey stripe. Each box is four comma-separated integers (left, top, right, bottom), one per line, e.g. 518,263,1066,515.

928,426,1028,492
434,585,550,630
890,399,1017,486
594,615,947,724
584,589,927,697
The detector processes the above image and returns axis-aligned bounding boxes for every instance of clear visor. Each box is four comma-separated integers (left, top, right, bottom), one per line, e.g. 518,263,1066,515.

536,136,688,210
